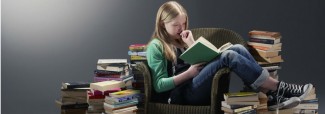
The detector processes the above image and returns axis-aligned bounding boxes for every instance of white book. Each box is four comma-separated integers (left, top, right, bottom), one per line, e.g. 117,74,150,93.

90,80,125,92
97,59,127,64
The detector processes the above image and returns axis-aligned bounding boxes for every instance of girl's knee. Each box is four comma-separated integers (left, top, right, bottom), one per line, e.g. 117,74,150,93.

221,50,238,59
231,44,245,50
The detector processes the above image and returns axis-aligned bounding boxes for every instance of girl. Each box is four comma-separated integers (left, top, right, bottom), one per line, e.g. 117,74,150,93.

146,1,313,111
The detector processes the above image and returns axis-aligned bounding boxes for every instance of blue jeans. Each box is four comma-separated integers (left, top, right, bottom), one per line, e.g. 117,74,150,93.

183,44,269,105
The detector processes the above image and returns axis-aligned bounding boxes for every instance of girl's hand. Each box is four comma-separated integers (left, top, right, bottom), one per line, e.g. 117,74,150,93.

180,30,195,47
186,62,206,78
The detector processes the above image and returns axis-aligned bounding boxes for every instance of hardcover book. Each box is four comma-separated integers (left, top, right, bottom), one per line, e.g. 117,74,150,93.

62,82,90,89
180,36,233,65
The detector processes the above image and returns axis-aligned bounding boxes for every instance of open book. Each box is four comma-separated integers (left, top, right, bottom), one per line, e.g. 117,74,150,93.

180,36,233,64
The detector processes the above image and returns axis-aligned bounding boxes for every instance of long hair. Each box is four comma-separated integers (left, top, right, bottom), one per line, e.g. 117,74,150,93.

150,1,188,62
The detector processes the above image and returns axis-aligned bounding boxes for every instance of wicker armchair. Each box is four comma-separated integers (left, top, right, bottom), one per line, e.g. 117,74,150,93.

135,28,246,114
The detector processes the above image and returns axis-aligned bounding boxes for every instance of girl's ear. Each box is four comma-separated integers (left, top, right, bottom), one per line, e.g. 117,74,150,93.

160,21,165,28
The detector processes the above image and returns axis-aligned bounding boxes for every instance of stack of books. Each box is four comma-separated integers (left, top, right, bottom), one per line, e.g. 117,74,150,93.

88,80,126,114
257,92,268,113
94,59,133,88
104,89,140,114
293,87,318,114
128,44,147,64
248,30,283,80
86,90,105,114
128,44,147,113
263,90,319,114
55,82,90,114
221,92,259,114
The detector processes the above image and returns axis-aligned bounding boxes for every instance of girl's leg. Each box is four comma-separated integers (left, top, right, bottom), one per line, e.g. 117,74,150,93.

184,50,268,104
228,44,256,62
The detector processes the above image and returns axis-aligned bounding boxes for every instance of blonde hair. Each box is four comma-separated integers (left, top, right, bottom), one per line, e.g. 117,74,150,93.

150,1,189,62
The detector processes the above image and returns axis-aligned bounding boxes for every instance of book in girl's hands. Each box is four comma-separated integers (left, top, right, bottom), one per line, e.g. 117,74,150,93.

180,36,233,65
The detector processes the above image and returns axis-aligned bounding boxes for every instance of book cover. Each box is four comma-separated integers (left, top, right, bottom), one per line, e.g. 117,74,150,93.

94,69,129,77
109,106,138,114
249,37,281,44
62,81,90,89
221,105,256,113
104,100,138,109
109,89,140,98
179,36,233,65
97,59,127,65
105,94,140,103
224,92,257,97
90,80,124,92
130,55,147,60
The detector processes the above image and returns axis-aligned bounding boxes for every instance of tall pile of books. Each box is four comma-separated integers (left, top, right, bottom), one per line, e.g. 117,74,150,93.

128,44,147,113
247,30,319,113
87,59,134,113
56,82,90,114
248,30,283,80
221,92,259,114
89,80,139,114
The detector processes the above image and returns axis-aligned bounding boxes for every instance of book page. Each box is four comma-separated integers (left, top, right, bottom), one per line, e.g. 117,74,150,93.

195,37,218,51
218,42,233,52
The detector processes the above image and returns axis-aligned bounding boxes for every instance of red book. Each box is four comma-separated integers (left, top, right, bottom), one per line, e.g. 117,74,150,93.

87,90,105,99
129,44,146,51
91,88,121,96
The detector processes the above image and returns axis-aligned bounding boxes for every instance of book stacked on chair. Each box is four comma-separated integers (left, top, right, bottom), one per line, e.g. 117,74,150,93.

128,44,147,64
55,81,90,114
128,44,147,113
221,92,259,114
128,44,146,92
247,30,283,80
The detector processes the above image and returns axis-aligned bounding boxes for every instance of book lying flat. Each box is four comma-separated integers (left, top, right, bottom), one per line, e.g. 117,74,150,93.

179,36,233,65
62,82,90,89
90,80,124,92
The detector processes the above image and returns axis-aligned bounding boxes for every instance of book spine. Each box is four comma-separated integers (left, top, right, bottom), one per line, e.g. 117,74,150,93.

61,103,89,109
94,70,125,75
249,38,275,44
108,94,140,102
63,83,90,89
93,76,123,82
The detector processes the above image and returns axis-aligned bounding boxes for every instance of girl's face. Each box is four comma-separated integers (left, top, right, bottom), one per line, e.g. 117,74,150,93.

164,14,186,40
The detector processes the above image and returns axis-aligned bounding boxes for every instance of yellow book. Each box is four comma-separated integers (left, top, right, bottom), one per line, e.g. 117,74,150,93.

109,89,140,98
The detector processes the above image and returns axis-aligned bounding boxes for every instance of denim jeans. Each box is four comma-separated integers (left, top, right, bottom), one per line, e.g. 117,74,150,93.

183,44,269,105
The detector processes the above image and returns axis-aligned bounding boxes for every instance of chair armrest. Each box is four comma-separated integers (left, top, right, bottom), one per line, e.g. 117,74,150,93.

210,68,231,114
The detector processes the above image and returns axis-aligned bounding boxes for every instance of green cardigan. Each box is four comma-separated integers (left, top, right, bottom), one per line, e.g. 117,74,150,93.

146,38,175,93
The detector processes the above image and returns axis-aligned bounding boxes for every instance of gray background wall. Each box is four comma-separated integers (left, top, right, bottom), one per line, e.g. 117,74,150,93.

2,0,324,113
